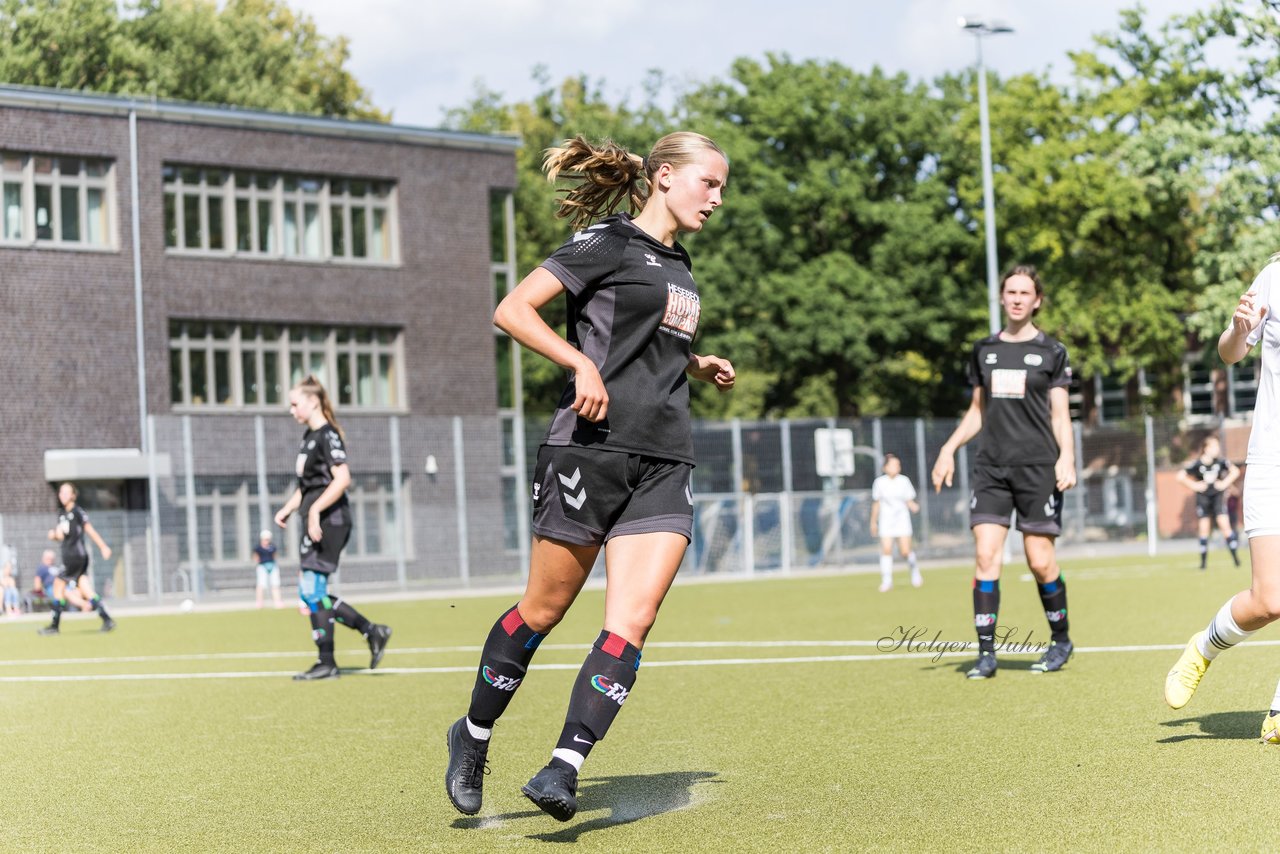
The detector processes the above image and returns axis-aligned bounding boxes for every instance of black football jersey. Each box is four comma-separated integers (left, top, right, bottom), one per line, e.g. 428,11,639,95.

57,504,91,561
1185,457,1229,488
967,331,1072,466
295,424,349,513
539,213,702,464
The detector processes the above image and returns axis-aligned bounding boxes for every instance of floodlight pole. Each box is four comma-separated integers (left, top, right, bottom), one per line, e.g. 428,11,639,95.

961,19,1014,335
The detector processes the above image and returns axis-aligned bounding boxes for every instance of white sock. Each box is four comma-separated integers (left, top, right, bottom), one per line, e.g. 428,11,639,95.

551,748,585,771
907,551,919,572
465,717,492,741
879,555,893,583
1198,598,1254,661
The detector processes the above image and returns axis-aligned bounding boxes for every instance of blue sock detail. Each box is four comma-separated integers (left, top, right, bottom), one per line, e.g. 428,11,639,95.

1037,580,1061,595
524,632,545,651
976,580,998,593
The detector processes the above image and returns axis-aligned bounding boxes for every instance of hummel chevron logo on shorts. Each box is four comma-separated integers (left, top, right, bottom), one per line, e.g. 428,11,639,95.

559,467,587,509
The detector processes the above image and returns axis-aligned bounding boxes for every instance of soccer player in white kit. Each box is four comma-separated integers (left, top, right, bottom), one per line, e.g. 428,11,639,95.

870,454,921,591
1165,259,1280,742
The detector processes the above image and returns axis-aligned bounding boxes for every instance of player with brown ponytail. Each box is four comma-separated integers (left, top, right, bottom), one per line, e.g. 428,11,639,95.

445,132,735,822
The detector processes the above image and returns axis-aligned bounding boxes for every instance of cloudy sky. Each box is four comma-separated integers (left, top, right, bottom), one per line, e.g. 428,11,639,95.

291,0,1217,127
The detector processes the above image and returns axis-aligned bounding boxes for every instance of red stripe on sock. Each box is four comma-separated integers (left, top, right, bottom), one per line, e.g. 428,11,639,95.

601,632,628,659
501,607,525,637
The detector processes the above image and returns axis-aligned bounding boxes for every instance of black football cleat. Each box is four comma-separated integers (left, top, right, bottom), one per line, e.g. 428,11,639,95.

100,617,117,633
965,651,997,680
37,624,59,636
521,759,579,822
366,623,392,669
292,661,340,681
1030,640,1074,673
445,717,489,815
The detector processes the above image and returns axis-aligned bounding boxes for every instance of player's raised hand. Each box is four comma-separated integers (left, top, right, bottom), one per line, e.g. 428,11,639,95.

931,452,955,493
1232,291,1267,336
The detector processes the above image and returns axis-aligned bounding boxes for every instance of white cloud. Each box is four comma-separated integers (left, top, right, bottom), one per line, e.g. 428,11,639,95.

290,0,1226,126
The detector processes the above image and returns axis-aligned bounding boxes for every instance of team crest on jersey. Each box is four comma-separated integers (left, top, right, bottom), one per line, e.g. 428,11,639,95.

659,282,700,341
985,353,998,364
1024,353,1043,366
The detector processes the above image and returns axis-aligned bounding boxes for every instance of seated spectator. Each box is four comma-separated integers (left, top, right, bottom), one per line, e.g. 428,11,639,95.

1,546,19,616
30,549,91,612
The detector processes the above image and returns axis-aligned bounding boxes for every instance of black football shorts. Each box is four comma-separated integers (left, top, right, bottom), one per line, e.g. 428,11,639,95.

531,445,694,547
969,463,1063,536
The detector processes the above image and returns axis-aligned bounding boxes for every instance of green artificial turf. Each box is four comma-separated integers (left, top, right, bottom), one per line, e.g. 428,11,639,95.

1,553,1275,852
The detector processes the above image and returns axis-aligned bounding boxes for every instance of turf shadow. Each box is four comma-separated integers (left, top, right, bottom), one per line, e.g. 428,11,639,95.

449,770,721,840
1158,710,1261,742
526,770,721,843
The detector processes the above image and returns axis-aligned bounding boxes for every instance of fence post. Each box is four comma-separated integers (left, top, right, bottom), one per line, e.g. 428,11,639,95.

389,416,407,589
780,418,794,573
915,418,930,545
872,417,883,463
452,416,470,585
182,414,201,598
1073,421,1086,541
731,419,747,574
1145,414,1158,556
148,415,162,602
253,416,271,542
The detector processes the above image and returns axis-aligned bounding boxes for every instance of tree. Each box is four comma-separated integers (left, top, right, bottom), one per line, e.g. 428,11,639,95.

0,0,385,119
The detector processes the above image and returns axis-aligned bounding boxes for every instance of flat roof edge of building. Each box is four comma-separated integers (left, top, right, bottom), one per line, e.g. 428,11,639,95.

44,448,173,481
0,84,521,154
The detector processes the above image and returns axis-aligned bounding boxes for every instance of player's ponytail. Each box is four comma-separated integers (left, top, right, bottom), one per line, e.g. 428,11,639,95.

544,131,727,230
295,374,345,442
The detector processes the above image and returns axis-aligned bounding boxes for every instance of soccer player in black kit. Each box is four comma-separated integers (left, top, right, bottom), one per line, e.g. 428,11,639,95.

444,132,735,822
932,266,1078,679
273,375,391,681
1176,435,1241,568
40,482,115,634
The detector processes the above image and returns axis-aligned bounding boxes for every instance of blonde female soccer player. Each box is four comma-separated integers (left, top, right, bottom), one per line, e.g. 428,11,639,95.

274,375,391,680
1165,260,1280,744
445,132,734,822
870,454,922,591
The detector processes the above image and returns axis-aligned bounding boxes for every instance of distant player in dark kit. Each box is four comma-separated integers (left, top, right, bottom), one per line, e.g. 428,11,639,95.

931,265,1078,679
444,132,735,822
273,375,391,680
40,482,115,634
1176,435,1241,568
253,529,283,609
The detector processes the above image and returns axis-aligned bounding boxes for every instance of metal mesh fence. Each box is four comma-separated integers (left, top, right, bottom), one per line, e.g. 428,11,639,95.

0,412,1247,602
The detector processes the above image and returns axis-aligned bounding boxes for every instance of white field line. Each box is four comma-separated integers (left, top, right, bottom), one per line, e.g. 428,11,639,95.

4,638,1280,683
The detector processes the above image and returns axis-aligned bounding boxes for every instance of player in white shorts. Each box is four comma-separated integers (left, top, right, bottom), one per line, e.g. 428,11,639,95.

1165,257,1280,743
870,454,921,591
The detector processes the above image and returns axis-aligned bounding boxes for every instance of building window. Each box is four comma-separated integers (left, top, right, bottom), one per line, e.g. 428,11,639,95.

176,473,404,565
170,320,404,410
164,163,397,264
1184,356,1215,417
0,151,113,248
1228,357,1258,417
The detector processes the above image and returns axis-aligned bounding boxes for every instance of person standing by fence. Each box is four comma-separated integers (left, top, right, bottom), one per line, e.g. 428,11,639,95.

1175,435,1241,569
870,454,922,591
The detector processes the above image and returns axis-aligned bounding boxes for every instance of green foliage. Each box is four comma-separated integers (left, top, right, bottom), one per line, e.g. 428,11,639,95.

447,2,1280,420
0,0,385,119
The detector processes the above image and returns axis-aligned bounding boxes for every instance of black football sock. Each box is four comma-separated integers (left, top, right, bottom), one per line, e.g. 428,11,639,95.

1227,533,1240,565
309,608,336,666
90,595,111,620
332,597,372,635
1199,537,1209,568
553,631,641,765
973,579,1000,654
467,604,545,730
1037,576,1070,643
50,599,65,628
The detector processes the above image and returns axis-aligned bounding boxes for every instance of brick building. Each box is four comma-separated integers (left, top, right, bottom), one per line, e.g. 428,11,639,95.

0,84,523,595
